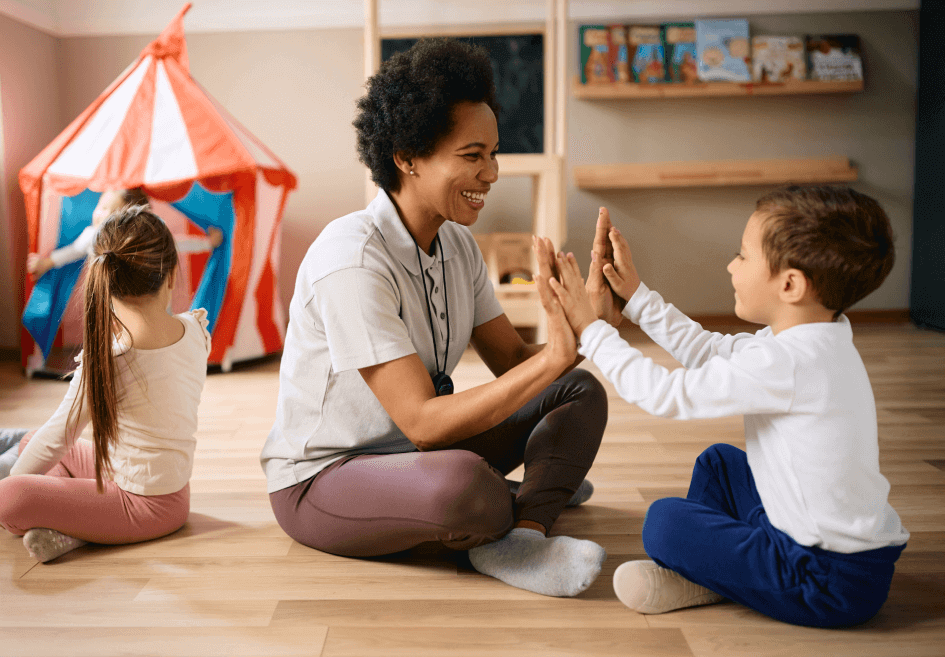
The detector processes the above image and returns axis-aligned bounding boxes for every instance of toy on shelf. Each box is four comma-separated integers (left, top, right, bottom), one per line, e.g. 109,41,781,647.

18,3,297,375
474,233,538,328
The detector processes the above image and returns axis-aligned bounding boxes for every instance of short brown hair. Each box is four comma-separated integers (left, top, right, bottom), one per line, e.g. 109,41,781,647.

755,185,895,319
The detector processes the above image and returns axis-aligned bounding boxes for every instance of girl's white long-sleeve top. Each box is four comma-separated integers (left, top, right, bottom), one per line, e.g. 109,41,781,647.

12,309,211,496
578,282,909,554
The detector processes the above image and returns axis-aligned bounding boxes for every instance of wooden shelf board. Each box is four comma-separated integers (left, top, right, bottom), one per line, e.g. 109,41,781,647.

572,77,864,99
496,153,557,177
573,157,858,190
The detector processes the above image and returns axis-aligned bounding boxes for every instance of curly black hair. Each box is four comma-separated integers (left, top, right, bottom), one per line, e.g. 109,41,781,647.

353,38,500,193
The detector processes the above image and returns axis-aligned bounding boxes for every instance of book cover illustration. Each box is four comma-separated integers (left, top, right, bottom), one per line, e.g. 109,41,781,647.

630,25,665,84
663,23,698,83
581,25,613,83
609,25,631,82
695,18,751,82
806,34,863,81
752,36,806,83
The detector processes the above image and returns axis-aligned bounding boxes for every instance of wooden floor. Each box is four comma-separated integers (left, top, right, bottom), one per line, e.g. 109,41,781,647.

1,322,943,656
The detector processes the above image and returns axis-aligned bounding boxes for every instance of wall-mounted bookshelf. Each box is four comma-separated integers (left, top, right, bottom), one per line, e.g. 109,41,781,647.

572,78,864,100
573,156,858,190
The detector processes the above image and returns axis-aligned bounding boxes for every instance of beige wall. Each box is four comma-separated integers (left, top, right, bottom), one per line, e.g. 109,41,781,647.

0,9,919,349
0,12,61,350
566,11,918,315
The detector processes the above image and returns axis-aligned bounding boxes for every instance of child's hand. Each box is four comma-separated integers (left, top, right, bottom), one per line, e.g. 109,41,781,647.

26,253,53,281
548,251,599,340
603,227,641,301
208,227,224,249
586,208,625,327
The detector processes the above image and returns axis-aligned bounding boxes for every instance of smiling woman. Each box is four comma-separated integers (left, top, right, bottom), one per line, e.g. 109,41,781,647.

260,37,614,598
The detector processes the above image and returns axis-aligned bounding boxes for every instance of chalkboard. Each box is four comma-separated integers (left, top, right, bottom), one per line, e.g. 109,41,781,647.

381,35,544,154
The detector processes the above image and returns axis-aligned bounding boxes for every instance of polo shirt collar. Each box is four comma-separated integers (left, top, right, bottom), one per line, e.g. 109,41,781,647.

369,189,456,276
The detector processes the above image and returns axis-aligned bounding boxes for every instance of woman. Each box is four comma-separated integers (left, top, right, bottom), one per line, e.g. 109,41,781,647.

261,38,619,597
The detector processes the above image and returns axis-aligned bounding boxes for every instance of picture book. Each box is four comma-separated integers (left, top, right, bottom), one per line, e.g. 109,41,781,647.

752,36,806,83
663,23,698,83
580,25,613,84
609,25,631,83
629,25,665,84
695,18,751,82
806,34,863,81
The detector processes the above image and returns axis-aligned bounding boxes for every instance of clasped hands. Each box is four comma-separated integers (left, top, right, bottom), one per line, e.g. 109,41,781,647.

532,208,641,361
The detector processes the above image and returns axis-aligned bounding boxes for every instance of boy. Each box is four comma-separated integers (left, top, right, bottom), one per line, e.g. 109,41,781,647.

542,186,909,628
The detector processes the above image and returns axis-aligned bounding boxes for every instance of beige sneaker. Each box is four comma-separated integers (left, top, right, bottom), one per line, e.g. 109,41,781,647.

613,560,724,614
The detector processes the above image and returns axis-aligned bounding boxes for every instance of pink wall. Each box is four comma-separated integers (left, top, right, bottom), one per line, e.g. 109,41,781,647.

0,12,62,351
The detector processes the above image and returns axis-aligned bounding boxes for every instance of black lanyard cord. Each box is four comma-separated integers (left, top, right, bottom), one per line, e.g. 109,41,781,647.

415,234,450,375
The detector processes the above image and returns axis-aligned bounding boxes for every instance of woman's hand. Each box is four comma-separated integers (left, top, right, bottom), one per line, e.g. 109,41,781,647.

603,227,641,301
548,251,599,341
532,237,576,371
587,208,625,327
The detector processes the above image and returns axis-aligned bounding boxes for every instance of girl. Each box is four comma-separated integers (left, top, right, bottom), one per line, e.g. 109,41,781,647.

27,187,224,281
0,205,211,562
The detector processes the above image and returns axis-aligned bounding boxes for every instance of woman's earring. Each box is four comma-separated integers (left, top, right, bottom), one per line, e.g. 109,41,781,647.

409,169,415,176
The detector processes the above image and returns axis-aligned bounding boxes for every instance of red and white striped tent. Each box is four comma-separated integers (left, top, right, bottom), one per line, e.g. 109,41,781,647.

19,3,297,371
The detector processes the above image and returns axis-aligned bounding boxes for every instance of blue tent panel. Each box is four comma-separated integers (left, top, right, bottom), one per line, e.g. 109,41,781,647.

21,189,101,359
170,182,235,334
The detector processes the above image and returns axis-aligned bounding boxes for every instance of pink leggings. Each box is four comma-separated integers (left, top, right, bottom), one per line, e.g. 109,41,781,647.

0,436,189,543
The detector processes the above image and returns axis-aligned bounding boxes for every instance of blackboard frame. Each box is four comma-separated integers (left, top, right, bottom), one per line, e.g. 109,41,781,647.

381,34,545,155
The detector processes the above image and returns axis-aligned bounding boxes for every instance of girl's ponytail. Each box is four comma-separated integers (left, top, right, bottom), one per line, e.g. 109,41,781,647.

77,252,121,492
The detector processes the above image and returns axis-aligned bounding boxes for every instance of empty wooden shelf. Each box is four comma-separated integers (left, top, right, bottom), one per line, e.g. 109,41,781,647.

573,157,858,190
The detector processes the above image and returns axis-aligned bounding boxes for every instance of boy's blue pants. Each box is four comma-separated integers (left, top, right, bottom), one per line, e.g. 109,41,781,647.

642,443,905,628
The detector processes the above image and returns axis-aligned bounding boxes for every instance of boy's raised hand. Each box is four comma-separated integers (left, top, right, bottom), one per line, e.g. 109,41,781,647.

603,227,641,301
587,208,624,327
548,251,599,340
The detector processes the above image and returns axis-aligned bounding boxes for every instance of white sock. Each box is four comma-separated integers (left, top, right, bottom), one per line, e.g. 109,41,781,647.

23,528,88,563
469,527,606,597
613,560,724,614
507,478,595,507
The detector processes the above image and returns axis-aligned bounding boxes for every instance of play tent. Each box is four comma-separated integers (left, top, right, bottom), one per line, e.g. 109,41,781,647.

19,3,297,372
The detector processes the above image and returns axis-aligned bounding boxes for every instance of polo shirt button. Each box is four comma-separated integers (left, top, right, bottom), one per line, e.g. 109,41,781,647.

435,287,438,293
440,312,445,319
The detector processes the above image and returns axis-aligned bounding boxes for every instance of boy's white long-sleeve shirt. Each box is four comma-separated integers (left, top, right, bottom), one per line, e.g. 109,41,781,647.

578,282,909,554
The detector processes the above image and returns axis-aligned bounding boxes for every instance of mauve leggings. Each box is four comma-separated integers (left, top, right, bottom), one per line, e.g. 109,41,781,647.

0,436,190,543
269,368,607,557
